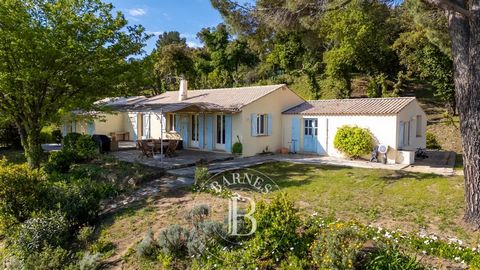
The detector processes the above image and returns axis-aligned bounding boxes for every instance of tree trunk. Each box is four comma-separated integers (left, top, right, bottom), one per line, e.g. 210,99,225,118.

17,121,43,169
449,2,480,228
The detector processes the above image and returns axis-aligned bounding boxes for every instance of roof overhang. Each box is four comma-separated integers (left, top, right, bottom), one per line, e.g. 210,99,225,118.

108,102,240,114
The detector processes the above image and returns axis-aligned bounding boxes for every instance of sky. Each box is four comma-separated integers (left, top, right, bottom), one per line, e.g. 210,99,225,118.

109,0,248,54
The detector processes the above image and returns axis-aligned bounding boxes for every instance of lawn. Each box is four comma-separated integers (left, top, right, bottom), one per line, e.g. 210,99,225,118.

255,162,472,241
95,162,476,268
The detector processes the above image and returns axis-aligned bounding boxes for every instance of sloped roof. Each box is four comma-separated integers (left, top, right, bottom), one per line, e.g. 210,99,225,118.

283,97,417,115
96,96,148,109
141,84,285,111
100,84,286,112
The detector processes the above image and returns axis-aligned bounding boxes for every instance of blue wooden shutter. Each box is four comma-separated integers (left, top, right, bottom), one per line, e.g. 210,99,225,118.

71,121,76,133
175,114,180,132
129,113,138,141
182,115,189,147
62,125,68,136
291,117,301,153
206,115,214,150
225,114,233,153
399,121,404,147
87,122,95,135
267,114,272,136
198,114,205,148
251,114,257,136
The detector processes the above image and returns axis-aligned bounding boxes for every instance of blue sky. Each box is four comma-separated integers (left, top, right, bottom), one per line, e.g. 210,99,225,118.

109,0,250,54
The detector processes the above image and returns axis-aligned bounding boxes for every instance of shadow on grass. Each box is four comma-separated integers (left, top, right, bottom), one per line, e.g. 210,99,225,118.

380,170,444,184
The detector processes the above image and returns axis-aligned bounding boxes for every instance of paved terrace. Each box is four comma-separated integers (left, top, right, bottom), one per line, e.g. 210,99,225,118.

112,148,456,180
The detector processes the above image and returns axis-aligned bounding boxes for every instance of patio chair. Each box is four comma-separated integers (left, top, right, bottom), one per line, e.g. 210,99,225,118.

137,140,154,159
165,140,179,158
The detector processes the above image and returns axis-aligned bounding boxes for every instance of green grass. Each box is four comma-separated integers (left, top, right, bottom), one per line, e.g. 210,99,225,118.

247,162,474,242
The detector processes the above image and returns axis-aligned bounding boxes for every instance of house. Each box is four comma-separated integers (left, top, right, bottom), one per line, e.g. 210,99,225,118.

64,81,427,164
64,81,305,157
282,97,427,164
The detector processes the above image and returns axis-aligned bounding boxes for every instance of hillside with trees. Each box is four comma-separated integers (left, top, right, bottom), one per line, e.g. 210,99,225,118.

124,0,459,152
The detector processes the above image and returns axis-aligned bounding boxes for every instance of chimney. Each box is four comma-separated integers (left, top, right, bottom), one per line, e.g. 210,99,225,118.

178,79,188,101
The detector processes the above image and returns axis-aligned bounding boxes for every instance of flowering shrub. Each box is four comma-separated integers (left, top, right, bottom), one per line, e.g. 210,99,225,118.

130,197,480,269
15,211,69,252
311,222,366,269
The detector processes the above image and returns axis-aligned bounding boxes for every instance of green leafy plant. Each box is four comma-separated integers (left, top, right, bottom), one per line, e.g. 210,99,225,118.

45,150,76,173
15,211,70,252
63,133,98,162
365,246,425,270
334,125,374,158
232,142,243,154
426,132,442,150
194,166,210,186
0,160,45,227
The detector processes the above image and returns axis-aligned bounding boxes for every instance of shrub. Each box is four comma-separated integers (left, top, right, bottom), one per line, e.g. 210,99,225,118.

0,160,45,226
194,166,210,186
0,120,21,148
40,131,55,143
334,125,374,158
14,245,72,270
77,226,95,247
52,129,63,143
365,247,425,270
185,204,210,224
187,220,226,256
63,133,98,162
76,252,102,270
426,132,442,150
232,142,243,154
63,133,82,149
158,225,190,258
311,224,366,270
46,177,107,226
45,150,76,173
16,211,70,252
137,229,158,258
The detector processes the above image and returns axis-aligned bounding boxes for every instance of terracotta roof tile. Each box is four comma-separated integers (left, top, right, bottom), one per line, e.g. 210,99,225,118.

283,97,416,115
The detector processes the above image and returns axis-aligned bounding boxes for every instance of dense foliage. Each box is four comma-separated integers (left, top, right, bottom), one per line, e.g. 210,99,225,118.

334,126,374,158
0,0,147,167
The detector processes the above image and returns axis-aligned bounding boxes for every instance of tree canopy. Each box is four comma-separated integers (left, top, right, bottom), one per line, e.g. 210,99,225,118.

0,0,148,167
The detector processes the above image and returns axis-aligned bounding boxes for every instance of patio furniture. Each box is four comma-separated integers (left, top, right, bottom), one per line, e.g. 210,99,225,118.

137,140,154,158
165,140,179,157
110,131,130,141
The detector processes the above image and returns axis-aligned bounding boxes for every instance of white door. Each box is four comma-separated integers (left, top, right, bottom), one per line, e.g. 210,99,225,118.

215,114,226,150
191,114,199,148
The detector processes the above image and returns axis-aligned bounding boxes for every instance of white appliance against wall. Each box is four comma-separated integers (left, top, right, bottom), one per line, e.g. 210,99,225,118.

378,144,389,164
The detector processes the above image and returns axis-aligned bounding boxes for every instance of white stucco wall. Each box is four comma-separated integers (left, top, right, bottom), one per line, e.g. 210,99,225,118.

283,114,397,160
239,86,305,157
396,100,427,150
281,99,428,164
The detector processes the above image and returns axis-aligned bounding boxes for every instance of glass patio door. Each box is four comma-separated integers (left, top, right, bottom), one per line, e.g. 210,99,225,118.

215,114,226,150
191,114,199,148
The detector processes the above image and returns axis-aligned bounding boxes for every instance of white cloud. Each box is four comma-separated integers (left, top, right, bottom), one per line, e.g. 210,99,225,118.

128,8,146,17
180,33,197,39
187,41,202,48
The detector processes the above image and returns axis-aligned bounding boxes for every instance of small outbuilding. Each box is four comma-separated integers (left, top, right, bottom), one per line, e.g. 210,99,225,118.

282,97,427,164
